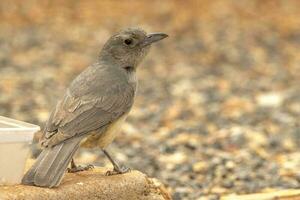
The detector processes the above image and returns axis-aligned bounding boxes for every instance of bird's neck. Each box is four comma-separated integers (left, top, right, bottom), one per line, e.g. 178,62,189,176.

98,52,138,69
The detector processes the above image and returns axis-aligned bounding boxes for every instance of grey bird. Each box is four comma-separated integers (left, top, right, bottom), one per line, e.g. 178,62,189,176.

22,28,168,188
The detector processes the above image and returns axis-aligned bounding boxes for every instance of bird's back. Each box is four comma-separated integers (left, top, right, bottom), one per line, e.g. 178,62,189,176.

41,62,136,147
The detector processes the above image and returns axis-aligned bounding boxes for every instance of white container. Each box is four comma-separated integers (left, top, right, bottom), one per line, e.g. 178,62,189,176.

0,116,40,185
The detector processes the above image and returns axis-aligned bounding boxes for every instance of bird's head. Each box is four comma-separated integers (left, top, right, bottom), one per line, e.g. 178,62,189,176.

99,28,168,68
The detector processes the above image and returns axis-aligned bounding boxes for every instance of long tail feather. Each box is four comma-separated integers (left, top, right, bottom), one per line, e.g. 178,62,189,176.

22,137,82,188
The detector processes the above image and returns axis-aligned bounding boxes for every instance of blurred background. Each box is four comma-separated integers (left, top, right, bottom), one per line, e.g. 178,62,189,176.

0,0,299,199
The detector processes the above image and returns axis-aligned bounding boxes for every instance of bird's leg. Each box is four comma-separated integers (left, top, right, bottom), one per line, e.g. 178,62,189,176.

67,158,94,173
102,149,130,176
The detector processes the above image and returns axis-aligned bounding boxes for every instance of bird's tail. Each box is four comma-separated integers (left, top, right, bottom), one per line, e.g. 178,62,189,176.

22,137,82,188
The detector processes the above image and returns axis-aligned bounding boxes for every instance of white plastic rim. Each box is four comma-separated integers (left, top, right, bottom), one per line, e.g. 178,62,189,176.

0,116,40,143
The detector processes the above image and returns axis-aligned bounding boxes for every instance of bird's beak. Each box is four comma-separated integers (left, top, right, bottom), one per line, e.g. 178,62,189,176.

141,33,168,47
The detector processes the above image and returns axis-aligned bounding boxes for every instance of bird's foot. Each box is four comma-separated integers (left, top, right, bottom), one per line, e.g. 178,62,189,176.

67,164,94,173
105,166,131,176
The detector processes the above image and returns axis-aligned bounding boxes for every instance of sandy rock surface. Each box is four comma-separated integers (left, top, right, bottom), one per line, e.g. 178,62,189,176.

0,168,171,200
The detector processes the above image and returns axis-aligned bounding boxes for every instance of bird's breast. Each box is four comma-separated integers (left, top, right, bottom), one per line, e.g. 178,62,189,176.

81,113,128,148
127,71,137,87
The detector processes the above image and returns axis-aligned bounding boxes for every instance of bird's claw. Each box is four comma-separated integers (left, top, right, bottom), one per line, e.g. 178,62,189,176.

67,164,94,173
105,166,131,176
85,164,95,170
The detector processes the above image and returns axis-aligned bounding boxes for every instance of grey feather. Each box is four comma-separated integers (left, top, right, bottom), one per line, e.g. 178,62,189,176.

22,136,82,187
23,63,135,187
41,64,135,147
22,28,166,187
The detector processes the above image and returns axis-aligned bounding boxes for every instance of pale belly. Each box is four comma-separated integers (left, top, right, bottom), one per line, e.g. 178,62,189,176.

81,114,128,148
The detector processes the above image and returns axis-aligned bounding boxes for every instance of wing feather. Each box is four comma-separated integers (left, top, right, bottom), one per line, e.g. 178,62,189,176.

41,65,135,147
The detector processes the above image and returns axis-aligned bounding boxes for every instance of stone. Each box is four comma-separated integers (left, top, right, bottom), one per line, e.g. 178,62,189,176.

0,167,171,200
256,92,284,108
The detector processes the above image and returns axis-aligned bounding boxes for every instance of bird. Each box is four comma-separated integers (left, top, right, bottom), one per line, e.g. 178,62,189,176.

21,27,168,188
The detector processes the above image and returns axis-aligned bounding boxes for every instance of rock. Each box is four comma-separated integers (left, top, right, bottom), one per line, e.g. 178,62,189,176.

0,167,171,200
256,92,284,108
193,161,209,173
159,152,187,170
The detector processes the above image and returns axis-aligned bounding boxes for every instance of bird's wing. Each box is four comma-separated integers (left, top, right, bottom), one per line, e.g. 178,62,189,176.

41,67,135,147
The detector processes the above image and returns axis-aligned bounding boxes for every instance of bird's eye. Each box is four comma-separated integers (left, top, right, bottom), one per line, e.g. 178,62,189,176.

124,39,133,45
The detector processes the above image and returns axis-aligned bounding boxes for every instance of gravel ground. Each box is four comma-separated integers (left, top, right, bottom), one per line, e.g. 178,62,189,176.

0,1,300,199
